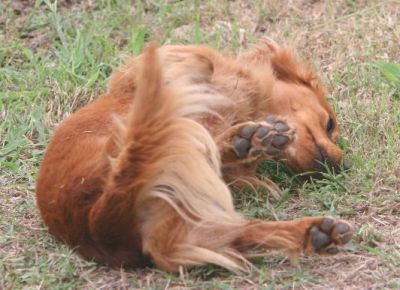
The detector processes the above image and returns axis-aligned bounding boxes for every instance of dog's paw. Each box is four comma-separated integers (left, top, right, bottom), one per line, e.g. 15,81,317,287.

308,217,353,255
232,115,295,159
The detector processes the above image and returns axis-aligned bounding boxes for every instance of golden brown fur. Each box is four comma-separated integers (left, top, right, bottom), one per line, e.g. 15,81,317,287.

36,42,353,272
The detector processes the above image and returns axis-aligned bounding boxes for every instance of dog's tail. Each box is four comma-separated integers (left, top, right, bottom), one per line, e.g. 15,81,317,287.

89,44,249,271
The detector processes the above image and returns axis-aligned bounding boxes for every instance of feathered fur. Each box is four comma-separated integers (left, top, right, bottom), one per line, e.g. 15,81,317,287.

36,42,353,272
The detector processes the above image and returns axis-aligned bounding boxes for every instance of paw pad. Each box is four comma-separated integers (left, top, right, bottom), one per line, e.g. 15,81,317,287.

232,115,295,159
309,217,353,255
232,136,251,158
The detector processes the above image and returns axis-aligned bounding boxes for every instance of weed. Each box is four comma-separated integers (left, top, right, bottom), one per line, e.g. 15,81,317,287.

1,0,399,288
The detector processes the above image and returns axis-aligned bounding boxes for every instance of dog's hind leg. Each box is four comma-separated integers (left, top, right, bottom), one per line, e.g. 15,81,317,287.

140,209,354,271
235,216,353,258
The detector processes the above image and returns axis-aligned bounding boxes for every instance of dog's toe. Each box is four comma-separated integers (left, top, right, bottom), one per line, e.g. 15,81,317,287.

320,217,334,232
233,136,251,158
310,226,331,250
255,126,270,138
239,124,258,139
258,116,294,157
271,135,290,148
274,122,290,132
332,222,353,245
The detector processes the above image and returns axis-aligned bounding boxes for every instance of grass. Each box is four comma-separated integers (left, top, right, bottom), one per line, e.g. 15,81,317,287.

1,0,400,288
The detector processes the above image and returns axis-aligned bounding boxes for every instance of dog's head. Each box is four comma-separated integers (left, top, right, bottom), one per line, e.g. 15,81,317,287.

268,79,342,174
244,42,343,174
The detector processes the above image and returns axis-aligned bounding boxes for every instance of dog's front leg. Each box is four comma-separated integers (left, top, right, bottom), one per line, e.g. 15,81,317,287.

216,116,295,182
217,115,295,165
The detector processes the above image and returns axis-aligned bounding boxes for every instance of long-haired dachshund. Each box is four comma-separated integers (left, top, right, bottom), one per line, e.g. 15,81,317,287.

36,41,353,272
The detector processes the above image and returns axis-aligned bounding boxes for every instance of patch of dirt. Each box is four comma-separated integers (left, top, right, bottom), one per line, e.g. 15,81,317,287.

9,0,85,14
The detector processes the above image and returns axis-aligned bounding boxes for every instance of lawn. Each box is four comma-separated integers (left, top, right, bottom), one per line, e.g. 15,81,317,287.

1,0,399,289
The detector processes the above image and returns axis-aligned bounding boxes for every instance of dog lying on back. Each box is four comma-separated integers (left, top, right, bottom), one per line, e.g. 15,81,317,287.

36,41,353,272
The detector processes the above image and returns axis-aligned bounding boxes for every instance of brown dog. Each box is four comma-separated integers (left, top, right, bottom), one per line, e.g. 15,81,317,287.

36,42,352,272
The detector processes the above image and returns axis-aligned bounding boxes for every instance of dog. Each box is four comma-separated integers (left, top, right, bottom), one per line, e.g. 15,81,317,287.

36,41,353,272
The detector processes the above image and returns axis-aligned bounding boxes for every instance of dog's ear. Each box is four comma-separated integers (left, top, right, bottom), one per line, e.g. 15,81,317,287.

268,47,316,86
241,40,319,88
268,47,329,99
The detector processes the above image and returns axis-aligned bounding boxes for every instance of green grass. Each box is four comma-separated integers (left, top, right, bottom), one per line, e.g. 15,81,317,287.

1,0,400,288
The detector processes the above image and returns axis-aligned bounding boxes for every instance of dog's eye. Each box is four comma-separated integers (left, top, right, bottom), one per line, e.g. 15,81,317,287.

326,118,334,135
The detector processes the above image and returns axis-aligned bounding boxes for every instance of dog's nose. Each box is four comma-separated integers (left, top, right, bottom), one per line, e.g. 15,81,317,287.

314,145,347,174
